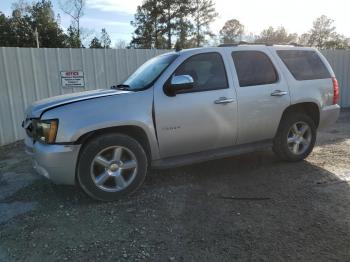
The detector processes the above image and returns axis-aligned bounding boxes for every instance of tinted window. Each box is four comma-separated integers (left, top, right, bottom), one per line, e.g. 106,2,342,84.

174,52,228,91
231,51,278,87
277,50,331,80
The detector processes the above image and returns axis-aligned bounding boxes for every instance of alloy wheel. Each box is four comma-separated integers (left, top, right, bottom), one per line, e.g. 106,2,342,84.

287,121,312,155
90,146,138,192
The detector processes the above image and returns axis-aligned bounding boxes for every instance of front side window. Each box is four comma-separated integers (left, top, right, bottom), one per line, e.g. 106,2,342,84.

231,51,278,87
277,50,331,80
174,52,228,92
123,53,178,91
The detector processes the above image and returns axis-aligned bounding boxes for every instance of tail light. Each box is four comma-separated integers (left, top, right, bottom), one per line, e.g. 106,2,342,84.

332,77,339,105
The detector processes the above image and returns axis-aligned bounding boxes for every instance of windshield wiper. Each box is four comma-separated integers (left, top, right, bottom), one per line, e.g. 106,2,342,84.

111,84,131,90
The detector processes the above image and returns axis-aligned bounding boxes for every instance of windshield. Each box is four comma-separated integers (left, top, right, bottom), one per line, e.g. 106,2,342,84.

122,53,179,91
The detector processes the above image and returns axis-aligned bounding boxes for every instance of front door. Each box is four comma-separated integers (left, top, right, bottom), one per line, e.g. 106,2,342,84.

154,51,238,158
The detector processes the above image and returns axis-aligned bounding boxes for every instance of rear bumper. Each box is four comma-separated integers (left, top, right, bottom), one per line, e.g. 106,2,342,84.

319,104,341,129
25,137,80,185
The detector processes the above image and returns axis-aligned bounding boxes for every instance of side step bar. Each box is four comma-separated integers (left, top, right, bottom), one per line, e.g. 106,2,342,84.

152,140,272,169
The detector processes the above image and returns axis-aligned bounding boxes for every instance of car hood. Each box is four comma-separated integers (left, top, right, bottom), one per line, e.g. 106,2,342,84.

26,89,130,118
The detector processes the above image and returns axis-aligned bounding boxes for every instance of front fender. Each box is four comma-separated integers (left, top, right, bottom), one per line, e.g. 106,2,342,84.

42,89,160,160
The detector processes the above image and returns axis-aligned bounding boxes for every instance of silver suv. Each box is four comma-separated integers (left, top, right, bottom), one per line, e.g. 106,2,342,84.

23,45,340,201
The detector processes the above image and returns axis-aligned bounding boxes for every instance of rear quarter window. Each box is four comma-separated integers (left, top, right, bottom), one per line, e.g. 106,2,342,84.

277,50,331,80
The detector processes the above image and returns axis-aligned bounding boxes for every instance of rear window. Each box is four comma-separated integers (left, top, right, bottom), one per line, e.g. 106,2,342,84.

277,50,331,80
231,51,278,87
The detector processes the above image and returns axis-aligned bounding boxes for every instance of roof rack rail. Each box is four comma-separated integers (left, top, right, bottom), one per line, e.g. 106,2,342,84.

217,43,238,47
287,42,304,47
218,42,273,47
218,42,304,47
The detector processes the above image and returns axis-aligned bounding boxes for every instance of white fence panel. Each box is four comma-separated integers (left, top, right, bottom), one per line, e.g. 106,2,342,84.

0,47,349,146
321,50,350,108
0,47,168,145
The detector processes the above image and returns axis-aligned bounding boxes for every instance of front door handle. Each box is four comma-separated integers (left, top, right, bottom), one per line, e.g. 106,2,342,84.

271,90,288,96
214,97,235,104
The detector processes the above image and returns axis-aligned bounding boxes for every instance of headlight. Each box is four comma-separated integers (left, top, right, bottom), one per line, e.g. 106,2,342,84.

33,119,58,144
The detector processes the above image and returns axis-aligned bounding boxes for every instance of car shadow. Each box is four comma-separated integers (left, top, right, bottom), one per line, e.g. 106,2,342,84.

3,147,350,261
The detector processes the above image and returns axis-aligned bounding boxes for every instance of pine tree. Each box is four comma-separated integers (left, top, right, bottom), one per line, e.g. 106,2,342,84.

66,25,81,47
173,0,194,49
159,0,192,49
192,0,218,47
7,10,35,47
89,37,102,48
130,0,194,49
0,0,67,47
29,0,67,47
100,28,111,48
130,0,165,48
255,26,297,45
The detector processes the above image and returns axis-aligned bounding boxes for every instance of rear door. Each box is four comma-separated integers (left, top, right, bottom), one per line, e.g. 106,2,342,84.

228,47,291,144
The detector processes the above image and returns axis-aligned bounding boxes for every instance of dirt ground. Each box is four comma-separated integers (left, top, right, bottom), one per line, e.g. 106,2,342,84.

0,111,349,262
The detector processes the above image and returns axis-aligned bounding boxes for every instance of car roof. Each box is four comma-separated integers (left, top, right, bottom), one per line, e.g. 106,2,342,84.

177,45,316,55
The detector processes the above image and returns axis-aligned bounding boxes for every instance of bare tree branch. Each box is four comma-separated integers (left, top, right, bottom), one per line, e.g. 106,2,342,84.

58,0,85,42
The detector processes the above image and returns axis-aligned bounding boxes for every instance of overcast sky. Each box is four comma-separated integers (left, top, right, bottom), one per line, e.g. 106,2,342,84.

0,0,349,46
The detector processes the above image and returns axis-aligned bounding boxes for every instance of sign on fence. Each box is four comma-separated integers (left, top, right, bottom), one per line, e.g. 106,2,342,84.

60,71,85,88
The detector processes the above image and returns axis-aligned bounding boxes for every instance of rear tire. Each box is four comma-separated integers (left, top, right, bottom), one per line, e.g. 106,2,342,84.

273,113,316,162
77,133,148,201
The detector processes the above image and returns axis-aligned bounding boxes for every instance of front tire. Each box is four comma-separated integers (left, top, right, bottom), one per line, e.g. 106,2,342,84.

77,133,148,201
273,113,316,162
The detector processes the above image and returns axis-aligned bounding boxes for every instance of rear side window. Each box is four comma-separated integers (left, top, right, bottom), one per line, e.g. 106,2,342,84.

231,51,278,87
174,52,228,91
277,50,331,80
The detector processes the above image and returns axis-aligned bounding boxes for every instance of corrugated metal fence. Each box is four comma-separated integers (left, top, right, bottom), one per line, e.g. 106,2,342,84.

0,47,349,146
0,47,168,145
321,50,350,108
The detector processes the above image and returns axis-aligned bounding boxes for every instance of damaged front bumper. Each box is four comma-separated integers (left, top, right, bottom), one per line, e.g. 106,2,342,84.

24,136,80,185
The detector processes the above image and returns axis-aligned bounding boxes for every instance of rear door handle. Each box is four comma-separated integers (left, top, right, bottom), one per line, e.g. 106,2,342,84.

271,90,288,96
214,97,235,104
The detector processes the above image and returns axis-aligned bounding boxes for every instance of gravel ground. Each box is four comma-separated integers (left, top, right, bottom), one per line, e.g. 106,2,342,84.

0,110,349,262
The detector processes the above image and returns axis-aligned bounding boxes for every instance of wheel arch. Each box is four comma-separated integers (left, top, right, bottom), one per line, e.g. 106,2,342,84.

75,125,153,162
279,102,320,128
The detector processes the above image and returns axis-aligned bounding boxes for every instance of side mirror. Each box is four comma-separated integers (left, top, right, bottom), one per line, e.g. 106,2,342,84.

164,75,194,96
